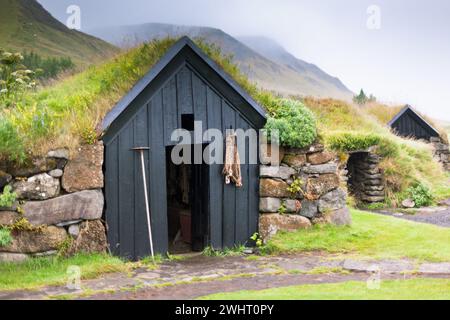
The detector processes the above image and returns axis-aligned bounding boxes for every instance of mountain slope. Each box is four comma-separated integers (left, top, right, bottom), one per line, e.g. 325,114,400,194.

0,0,118,64
89,23,353,100
239,36,351,95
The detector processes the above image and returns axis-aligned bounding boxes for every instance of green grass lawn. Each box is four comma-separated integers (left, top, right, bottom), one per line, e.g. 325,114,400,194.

0,253,127,291
264,209,450,262
200,278,450,300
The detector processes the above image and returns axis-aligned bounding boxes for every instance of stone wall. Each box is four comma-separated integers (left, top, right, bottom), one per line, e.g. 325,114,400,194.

258,143,351,242
0,142,106,262
1,140,354,261
431,137,450,171
346,152,385,203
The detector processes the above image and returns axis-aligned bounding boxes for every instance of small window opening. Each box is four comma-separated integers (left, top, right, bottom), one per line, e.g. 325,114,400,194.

181,114,195,131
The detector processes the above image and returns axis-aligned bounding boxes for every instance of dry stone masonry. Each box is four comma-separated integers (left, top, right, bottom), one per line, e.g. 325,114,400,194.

1,139,353,262
346,152,385,203
0,142,106,262
431,137,450,171
259,143,351,242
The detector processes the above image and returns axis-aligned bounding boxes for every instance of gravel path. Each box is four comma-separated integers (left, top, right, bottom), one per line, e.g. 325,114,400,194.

375,200,450,227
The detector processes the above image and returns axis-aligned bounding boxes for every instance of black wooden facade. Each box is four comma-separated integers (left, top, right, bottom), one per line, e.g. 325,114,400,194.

101,37,266,260
388,105,440,141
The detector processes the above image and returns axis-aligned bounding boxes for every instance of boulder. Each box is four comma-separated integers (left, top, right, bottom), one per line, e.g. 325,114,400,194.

67,220,107,255
12,173,60,200
299,200,319,218
48,169,63,178
260,165,296,180
47,148,69,160
318,188,347,213
7,158,58,178
402,199,416,209
0,211,19,225
259,214,311,241
0,252,29,263
68,224,80,238
259,197,281,213
282,154,307,169
1,226,67,254
303,163,338,175
306,173,340,198
260,179,291,198
307,151,335,165
327,208,352,226
260,143,285,165
23,190,104,226
0,170,12,189
62,142,104,193
284,199,301,213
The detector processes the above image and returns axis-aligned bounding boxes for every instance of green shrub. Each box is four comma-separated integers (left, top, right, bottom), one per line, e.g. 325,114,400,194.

0,117,26,162
326,131,380,152
0,227,12,247
407,183,433,208
265,99,317,148
0,185,17,208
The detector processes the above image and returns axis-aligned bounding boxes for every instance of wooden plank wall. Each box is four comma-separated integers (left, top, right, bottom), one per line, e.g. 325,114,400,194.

104,64,260,259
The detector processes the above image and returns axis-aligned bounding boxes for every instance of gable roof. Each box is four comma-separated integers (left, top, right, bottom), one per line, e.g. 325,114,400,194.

101,36,266,132
388,104,441,137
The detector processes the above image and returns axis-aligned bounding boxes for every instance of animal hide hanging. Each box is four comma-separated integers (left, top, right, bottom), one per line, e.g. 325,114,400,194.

222,131,242,188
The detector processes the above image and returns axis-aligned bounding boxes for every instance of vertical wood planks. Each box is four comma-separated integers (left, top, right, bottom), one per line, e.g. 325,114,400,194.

163,76,178,145
104,64,262,259
235,116,249,244
221,101,237,247
176,66,193,115
207,87,223,249
133,106,150,259
149,91,169,254
118,124,135,259
105,138,119,256
192,73,207,142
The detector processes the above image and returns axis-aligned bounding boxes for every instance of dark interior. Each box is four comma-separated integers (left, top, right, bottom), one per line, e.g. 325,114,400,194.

346,152,368,200
166,145,209,254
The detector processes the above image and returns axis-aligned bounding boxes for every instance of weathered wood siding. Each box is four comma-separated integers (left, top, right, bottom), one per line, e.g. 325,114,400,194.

104,64,260,260
391,108,439,140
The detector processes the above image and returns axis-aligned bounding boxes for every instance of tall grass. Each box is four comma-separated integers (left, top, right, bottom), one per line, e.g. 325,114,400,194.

0,38,280,162
0,38,178,161
302,98,450,205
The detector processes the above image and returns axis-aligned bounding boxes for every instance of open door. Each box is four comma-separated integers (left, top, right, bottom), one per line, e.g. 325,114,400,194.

191,146,210,251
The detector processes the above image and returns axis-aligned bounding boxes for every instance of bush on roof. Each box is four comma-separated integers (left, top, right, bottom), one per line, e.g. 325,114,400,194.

265,99,317,149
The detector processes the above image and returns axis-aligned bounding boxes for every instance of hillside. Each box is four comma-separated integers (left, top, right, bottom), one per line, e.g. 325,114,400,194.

0,0,118,64
89,23,353,100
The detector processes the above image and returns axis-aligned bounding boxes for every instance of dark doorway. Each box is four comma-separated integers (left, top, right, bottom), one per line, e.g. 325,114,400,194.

166,145,209,254
346,152,385,204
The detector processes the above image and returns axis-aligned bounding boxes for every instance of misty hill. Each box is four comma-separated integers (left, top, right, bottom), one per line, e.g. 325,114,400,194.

0,0,118,64
89,23,353,100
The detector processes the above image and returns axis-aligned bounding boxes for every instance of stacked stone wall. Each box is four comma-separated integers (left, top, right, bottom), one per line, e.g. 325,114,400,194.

0,142,106,262
259,143,351,241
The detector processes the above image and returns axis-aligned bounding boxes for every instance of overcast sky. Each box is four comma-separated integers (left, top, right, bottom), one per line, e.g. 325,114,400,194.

38,0,450,121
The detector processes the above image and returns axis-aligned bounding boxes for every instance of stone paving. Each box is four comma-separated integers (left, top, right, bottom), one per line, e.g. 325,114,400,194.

1,253,450,300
